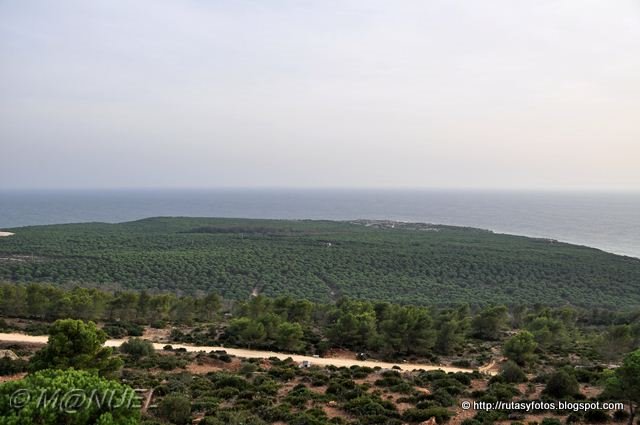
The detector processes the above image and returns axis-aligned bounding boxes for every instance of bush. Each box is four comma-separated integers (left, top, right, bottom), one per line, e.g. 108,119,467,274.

403,407,453,423
612,410,629,422
157,393,192,425
191,397,219,415
0,356,28,375
218,354,232,363
124,323,144,336
566,412,582,424
343,396,393,416
452,373,472,386
24,322,50,335
501,361,527,383
584,410,610,423
103,324,128,338
453,359,472,368
541,418,562,425
504,331,537,365
103,322,144,338
474,410,508,424
573,368,600,384
485,383,520,401
150,320,167,329
239,362,258,375
543,370,579,399
28,319,122,377
326,378,364,400
120,338,155,359
431,388,456,406
0,369,139,424
288,410,329,425
156,355,187,370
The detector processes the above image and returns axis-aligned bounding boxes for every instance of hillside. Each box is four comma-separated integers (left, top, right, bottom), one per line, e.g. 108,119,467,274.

0,217,639,307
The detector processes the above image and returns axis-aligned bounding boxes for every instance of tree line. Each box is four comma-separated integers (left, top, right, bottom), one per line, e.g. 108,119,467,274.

1,282,639,362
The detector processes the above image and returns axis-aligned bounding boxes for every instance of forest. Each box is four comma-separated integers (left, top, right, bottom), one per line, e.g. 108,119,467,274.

2,284,640,425
1,282,639,363
0,217,639,307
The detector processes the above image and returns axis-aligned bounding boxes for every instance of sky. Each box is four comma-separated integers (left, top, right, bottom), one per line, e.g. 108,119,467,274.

1,0,639,190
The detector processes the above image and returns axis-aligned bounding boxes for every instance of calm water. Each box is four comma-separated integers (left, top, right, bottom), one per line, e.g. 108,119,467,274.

0,189,638,258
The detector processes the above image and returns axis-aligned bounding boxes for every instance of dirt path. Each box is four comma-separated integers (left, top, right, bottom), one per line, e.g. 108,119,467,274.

0,232,14,237
0,332,491,374
478,359,498,374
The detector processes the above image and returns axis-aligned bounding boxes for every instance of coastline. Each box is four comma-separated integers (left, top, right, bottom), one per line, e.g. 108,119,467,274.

355,219,640,260
2,217,638,260
0,189,638,258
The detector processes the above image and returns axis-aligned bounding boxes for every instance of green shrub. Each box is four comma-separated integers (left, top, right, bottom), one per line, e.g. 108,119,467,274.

430,388,456,406
103,322,144,338
157,393,192,425
501,361,527,383
403,407,453,423
0,356,28,375
543,370,579,399
453,359,472,368
584,410,610,423
156,354,187,370
24,322,50,335
150,320,167,329
343,395,395,416
120,338,155,359
0,369,139,424
326,379,364,400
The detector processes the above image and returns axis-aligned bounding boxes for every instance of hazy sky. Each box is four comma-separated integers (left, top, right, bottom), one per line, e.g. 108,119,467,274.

1,0,639,190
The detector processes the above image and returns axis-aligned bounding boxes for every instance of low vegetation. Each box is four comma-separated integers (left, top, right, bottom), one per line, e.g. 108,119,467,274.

0,305,638,424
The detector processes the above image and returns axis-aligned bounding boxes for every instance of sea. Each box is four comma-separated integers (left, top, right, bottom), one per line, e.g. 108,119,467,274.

0,189,638,258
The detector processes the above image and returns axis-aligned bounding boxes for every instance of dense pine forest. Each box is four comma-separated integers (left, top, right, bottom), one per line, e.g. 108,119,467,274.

2,282,639,362
0,217,639,307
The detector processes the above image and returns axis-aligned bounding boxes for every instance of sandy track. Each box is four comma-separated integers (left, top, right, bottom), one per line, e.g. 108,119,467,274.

0,232,14,237
0,332,485,374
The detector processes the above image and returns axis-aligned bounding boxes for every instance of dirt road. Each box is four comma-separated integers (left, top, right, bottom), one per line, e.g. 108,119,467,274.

0,332,490,374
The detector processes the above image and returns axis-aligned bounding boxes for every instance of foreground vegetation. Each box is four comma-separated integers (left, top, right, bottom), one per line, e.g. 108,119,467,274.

1,316,640,425
1,217,639,307
0,282,639,425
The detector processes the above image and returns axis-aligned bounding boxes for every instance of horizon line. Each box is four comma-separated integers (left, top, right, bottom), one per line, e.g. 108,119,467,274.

0,186,639,193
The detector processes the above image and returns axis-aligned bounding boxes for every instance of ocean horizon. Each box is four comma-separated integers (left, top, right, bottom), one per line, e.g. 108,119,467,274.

1,188,638,259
